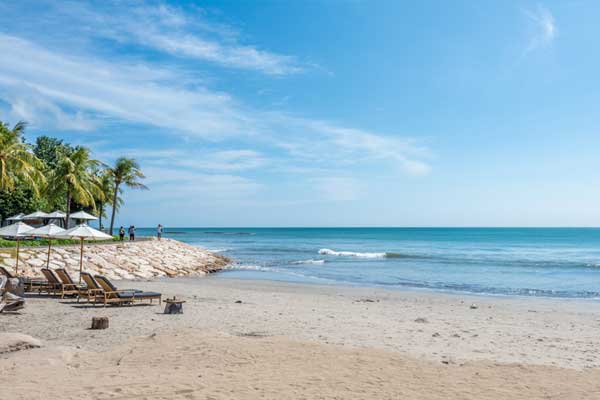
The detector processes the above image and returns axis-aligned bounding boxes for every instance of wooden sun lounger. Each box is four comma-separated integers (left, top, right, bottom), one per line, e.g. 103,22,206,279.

78,272,141,304
55,268,87,299
0,266,47,293
40,268,81,298
79,272,105,304
94,275,162,307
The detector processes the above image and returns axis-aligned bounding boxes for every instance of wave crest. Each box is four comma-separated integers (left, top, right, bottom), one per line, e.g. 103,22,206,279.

318,248,387,259
291,259,326,265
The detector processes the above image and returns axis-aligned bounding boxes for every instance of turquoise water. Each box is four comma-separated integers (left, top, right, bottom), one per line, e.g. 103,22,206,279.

136,227,600,298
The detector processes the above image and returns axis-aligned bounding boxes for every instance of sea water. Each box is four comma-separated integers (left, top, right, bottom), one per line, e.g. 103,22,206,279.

136,227,600,298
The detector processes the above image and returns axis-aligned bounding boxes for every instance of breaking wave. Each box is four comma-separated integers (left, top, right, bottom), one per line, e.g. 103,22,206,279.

290,259,326,265
319,248,391,259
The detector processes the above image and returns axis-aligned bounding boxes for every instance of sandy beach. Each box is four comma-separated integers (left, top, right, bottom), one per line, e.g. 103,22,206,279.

2,276,600,399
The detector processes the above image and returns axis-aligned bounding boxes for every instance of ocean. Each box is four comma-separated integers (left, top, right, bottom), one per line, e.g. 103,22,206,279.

136,227,600,298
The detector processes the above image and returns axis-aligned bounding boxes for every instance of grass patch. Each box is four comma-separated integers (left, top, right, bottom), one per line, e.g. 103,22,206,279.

0,237,123,248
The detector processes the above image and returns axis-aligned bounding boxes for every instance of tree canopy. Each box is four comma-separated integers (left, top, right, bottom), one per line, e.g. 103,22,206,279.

0,119,147,232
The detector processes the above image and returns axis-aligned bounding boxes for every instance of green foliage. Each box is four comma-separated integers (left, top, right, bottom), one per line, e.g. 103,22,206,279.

33,136,74,170
0,121,45,195
0,237,117,248
108,157,148,233
0,187,45,222
0,118,147,228
45,147,103,219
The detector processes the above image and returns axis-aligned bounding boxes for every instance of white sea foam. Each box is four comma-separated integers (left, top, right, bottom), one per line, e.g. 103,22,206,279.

228,264,274,272
318,248,387,259
291,259,326,265
208,248,232,253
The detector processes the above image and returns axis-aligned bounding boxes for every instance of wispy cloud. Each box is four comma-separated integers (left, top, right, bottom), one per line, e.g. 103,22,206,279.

524,5,556,53
0,1,432,210
0,33,430,176
9,1,303,76
0,34,250,138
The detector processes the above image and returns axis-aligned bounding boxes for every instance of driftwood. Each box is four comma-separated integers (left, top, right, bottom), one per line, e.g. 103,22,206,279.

91,317,109,330
0,276,25,313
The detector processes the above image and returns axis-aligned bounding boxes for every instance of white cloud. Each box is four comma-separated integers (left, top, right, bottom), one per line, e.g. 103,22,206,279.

23,1,302,76
524,5,556,52
137,32,302,76
0,34,251,138
0,33,431,176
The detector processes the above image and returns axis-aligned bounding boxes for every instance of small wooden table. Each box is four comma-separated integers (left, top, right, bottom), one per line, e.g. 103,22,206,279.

164,298,186,314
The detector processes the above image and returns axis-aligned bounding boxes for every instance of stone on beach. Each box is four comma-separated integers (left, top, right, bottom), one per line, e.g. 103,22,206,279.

0,238,229,280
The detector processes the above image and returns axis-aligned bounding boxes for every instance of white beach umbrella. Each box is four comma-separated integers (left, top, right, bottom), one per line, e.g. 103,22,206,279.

46,210,67,228
0,222,35,275
22,211,50,220
6,213,24,222
29,224,66,268
58,224,112,282
46,210,66,219
69,211,98,221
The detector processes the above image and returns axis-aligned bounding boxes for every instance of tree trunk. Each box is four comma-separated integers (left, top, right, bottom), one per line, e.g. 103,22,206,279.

91,317,109,329
98,202,103,231
108,182,120,235
65,189,71,229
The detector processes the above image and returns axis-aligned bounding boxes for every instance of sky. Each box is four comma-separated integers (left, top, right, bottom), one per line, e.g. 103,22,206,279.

1,0,600,227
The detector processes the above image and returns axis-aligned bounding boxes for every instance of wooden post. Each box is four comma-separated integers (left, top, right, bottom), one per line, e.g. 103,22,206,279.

47,240,52,268
15,239,20,275
79,238,84,283
91,317,109,329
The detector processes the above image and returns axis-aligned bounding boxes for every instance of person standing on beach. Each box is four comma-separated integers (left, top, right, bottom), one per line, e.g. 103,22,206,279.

128,225,135,241
118,226,125,241
157,224,163,241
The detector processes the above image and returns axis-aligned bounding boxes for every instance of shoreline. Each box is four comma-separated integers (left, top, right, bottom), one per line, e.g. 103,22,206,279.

216,270,600,302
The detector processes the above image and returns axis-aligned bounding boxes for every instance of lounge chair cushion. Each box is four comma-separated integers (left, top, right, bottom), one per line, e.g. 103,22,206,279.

116,291,161,299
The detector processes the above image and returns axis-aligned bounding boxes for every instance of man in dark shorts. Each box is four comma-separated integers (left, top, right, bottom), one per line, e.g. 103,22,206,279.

118,226,125,241
128,225,136,241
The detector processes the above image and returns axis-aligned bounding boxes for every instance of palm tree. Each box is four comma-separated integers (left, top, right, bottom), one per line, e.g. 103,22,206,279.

0,121,45,194
108,157,147,235
46,147,102,226
94,169,122,231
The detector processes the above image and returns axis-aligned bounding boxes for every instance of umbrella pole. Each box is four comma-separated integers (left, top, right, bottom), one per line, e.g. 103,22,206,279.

47,240,52,268
15,239,20,275
79,238,84,283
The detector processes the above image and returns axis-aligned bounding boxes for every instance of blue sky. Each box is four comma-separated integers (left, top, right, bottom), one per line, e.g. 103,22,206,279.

1,0,599,227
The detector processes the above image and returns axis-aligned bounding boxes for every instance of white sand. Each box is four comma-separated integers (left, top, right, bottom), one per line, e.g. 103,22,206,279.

2,277,600,399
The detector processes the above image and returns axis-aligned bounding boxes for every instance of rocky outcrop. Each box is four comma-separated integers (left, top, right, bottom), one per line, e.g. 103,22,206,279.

0,238,230,280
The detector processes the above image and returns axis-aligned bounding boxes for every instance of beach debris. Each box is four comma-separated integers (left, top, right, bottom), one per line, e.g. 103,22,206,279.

236,331,268,338
432,332,441,337
0,333,42,354
414,317,428,323
235,300,243,304
469,304,478,309
91,317,109,330
355,298,378,303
